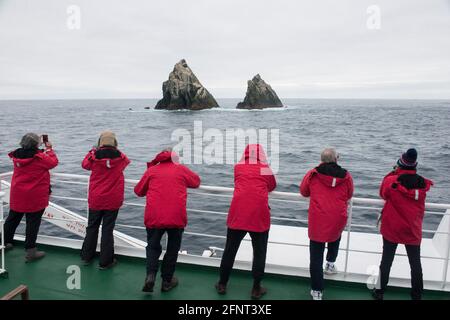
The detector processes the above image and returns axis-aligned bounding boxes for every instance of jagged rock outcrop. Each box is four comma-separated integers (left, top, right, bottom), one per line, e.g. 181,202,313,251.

236,74,283,109
155,59,219,110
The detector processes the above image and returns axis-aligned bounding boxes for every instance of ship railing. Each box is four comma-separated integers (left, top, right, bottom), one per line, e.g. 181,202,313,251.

0,190,6,277
1,171,450,289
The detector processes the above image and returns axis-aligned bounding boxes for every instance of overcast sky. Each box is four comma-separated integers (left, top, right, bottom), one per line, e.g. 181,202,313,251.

1,0,449,99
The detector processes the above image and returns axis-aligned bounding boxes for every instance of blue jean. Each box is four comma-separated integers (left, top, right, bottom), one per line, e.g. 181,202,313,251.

309,237,341,291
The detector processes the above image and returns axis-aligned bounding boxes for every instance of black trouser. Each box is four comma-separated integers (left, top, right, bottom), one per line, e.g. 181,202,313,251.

4,209,45,249
80,209,118,267
146,228,183,282
219,228,269,287
309,237,341,291
377,237,423,300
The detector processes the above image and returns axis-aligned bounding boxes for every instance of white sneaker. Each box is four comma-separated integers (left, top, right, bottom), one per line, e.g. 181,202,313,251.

310,290,323,300
324,262,338,275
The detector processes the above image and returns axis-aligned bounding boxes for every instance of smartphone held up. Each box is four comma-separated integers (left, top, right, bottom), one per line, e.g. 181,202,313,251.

41,134,52,149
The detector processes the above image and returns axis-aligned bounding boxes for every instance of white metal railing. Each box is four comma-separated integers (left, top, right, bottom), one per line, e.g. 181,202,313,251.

1,171,450,289
0,191,6,276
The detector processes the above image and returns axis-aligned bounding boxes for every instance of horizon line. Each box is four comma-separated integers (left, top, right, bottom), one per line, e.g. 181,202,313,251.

1,97,450,102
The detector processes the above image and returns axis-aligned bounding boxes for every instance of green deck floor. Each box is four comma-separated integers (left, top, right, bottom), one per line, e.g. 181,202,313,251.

1,243,449,300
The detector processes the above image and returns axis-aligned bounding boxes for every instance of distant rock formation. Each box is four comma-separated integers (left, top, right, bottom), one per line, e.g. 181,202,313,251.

236,74,283,109
155,59,219,110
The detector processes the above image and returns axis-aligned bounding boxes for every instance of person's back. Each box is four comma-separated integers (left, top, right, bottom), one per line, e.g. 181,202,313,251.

227,145,276,232
374,148,433,301
300,161,353,243
217,144,276,299
5,133,58,262
135,149,200,293
380,168,433,245
80,131,130,269
135,150,200,228
299,148,353,301
82,146,130,211
9,143,58,213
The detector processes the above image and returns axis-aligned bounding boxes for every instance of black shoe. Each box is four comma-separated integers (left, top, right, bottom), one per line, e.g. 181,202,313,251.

251,286,267,299
5,243,14,251
142,274,156,293
372,289,384,300
215,282,227,295
81,257,93,266
81,259,92,266
98,258,117,270
161,276,178,292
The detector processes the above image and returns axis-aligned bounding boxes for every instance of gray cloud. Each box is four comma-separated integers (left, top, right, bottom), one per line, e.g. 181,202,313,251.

0,0,449,99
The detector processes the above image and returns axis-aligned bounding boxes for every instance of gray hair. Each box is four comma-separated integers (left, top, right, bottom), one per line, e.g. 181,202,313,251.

321,148,338,163
20,133,40,149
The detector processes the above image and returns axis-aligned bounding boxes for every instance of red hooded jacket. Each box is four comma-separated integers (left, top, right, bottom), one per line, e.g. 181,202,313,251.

82,147,130,211
8,148,59,213
379,168,433,245
227,144,277,233
300,163,354,243
134,151,201,229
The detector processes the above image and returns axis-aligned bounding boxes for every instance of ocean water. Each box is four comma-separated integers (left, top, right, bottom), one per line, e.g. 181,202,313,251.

1,99,449,254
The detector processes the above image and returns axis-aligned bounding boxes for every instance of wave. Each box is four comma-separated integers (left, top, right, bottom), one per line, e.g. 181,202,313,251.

126,106,289,113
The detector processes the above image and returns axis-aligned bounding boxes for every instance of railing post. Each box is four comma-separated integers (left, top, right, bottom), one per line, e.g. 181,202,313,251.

0,191,6,276
344,199,353,276
86,179,90,220
441,210,450,289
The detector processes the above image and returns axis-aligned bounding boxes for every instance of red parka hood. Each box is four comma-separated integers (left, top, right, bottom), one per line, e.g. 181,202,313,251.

88,147,128,169
9,150,46,167
310,163,350,188
147,150,179,168
239,144,268,164
391,169,433,200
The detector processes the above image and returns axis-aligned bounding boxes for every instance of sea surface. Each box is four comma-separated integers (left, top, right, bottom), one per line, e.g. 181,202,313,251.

1,99,449,254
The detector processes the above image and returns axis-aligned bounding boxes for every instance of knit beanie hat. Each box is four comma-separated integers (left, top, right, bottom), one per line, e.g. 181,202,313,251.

20,133,40,149
397,148,418,169
98,131,117,147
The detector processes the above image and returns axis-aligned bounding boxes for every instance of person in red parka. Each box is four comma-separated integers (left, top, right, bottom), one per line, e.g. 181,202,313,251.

373,148,433,300
80,131,130,269
4,133,58,262
134,148,200,293
216,144,276,299
300,148,353,300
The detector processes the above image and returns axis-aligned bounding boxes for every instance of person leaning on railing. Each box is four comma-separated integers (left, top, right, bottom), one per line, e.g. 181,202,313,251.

3,133,59,262
80,131,130,269
300,148,354,301
373,148,433,300
216,144,277,299
134,148,200,293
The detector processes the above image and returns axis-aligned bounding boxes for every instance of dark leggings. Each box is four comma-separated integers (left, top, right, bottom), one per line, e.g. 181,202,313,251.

377,237,423,300
146,228,184,282
80,209,119,267
4,209,45,249
219,228,269,287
